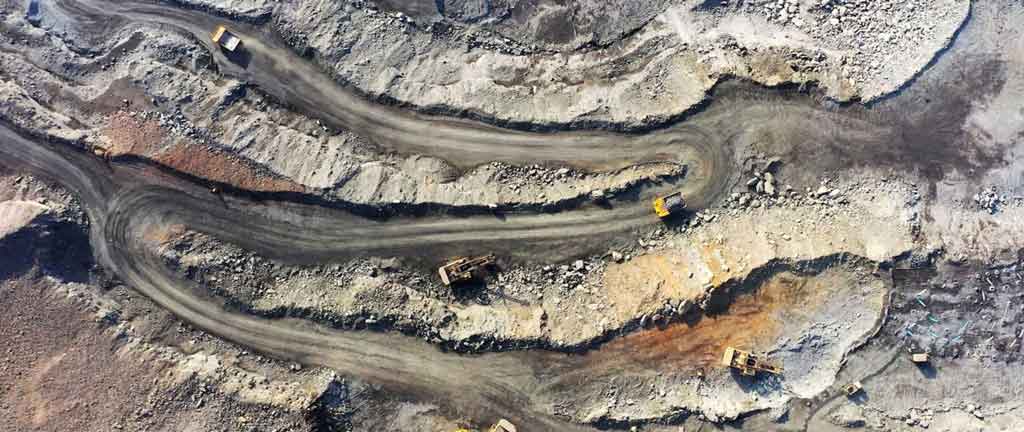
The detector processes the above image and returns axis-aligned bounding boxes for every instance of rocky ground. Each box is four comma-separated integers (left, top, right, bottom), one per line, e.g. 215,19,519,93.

1,8,685,206
144,171,914,353
1,0,1024,431
0,171,467,432
270,0,968,128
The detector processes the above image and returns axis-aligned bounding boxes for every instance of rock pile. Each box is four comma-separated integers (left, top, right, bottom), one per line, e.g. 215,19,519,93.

973,187,1007,214
492,162,585,192
541,259,599,292
803,0,969,97
760,0,809,28
747,170,779,197
745,0,969,100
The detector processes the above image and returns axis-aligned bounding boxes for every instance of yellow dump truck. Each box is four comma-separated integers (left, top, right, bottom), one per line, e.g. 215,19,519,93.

438,254,496,286
211,25,242,52
721,347,782,376
653,191,686,218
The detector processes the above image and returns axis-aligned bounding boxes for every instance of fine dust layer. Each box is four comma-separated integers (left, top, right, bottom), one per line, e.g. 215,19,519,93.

0,276,321,432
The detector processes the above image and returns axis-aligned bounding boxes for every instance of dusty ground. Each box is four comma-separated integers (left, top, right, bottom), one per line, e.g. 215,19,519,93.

0,277,312,432
271,0,969,127
145,172,913,354
1,0,1023,431
0,171,464,432
0,172,302,432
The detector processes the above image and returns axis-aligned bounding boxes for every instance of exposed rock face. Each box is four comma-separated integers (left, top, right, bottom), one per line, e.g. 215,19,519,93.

148,173,916,353
166,0,274,19
0,200,50,240
269,0,969,129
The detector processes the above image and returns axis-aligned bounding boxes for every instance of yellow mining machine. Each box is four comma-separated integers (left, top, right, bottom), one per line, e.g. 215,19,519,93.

91,145,112,161
211,25,243,52
652,191,686,218
438,254,496,286
721,346,783,376
454,419,517,432
842,381,863,397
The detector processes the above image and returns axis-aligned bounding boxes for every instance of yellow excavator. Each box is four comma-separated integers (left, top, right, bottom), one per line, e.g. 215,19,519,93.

721,346,782,376
652,191,686,218
438,254,496,286
455,419,517,432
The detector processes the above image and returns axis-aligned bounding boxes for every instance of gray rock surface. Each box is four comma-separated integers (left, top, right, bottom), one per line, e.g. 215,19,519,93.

266,0,969,128
0,200,50,240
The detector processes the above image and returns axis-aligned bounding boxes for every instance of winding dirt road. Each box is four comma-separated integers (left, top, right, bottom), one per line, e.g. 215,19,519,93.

0,0,995,429
0,125,586,429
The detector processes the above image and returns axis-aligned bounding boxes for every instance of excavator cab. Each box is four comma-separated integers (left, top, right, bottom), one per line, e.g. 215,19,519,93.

653,191,686,218
842,381,863,397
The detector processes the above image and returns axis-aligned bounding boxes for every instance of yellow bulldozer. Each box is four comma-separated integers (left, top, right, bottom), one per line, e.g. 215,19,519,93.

652,191,686,218
721,346,782,376
438,254,496,286
455,419,517,432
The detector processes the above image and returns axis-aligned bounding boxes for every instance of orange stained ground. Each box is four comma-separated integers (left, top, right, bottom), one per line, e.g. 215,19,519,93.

154,141,304,193
584,271,824,373
102,111,166,156
102,111,304,193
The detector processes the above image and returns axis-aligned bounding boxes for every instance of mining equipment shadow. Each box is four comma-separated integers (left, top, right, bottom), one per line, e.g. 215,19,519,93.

914,361,938,379
658,211,691,227
847,390,870,405
222,46,252,68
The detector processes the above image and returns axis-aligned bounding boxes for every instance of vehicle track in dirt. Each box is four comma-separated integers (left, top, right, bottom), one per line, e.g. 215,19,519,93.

4,0,1009,429
0,125,590,430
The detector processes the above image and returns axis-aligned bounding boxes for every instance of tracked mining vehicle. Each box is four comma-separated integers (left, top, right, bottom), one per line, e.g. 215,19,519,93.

453,418,516,432
721,347,783,376
438,254,496,286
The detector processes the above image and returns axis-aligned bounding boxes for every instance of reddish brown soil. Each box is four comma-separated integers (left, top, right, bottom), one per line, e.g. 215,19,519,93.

102,112,304,193
101,111,167,156
0,275,319,432
583,272,824,373
0,278,169,432
140,223,189,248
154,141,305,193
